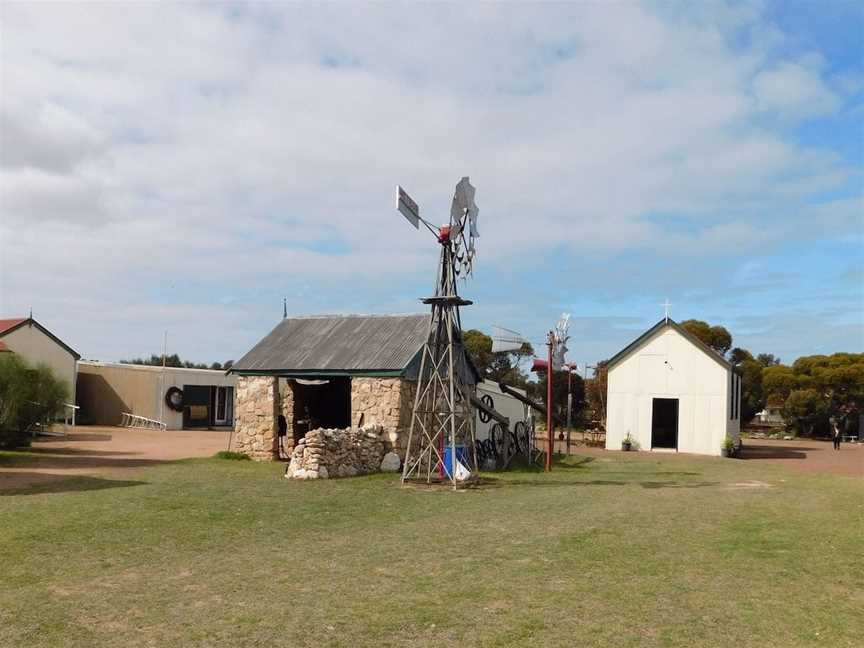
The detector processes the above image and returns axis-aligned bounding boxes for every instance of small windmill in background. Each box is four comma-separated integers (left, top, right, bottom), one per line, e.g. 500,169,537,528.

490,325,529,354
539,313,571,471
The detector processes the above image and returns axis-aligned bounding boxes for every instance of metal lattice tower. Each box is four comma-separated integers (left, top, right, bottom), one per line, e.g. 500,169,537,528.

398,178,479,487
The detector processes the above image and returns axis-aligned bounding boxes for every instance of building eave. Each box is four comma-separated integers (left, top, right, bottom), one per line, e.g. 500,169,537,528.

606,319,732,372
0,317,81,360
229,368,407,378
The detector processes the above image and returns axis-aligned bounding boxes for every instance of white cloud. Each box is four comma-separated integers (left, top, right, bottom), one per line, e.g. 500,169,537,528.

0,103,106,172
753,59,841,120
0,2,858,362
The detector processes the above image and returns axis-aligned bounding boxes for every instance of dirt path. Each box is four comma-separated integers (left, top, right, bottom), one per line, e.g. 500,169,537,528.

738,438,863,477
0,426,230,492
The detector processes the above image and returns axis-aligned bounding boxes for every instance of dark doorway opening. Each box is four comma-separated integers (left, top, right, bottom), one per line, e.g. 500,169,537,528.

181,385,234,429
183,385,212,429
291,377,351,444
651,398,678,450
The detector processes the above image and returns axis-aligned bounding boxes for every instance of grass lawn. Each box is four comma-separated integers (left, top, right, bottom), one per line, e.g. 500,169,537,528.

1,451,861,647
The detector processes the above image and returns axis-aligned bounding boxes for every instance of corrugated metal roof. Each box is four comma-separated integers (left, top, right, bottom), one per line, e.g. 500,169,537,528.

231,314,432,375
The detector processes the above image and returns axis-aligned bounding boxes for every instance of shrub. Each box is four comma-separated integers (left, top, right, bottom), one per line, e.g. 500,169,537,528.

0,354,69,447
214,451,250,461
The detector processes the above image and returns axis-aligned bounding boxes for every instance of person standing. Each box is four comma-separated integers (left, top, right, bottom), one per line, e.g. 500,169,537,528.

831,417,841,450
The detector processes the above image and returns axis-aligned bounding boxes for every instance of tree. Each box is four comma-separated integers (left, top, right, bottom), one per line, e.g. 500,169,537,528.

773,353,864,437
584,361,608,426
729,347,754,365
762,365,804,401
527,368,585,425
121,354,228,370
463,329,493,377
0,354,69,447
680,319,732,356
738,358,764,422
463,329,533,387
783,389,823,436
756,353,781,367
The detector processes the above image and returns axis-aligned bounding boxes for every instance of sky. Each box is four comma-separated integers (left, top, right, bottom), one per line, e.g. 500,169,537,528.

1,1,862,373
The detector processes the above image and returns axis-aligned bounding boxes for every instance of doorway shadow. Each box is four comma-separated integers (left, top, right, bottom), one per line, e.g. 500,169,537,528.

740,444,814,460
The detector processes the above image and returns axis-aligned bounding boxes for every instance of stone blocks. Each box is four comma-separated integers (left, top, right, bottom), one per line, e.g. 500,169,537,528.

232,375,279,461
285,426,387,480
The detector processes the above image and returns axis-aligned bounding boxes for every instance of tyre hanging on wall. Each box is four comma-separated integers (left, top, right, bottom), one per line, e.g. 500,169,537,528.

165,386,184,412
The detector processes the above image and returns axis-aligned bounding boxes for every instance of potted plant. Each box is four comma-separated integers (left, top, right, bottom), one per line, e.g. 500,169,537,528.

721,435,734,458
622,432,634,452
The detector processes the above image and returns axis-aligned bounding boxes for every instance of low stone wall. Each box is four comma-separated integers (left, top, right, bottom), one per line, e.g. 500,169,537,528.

285,425,401,480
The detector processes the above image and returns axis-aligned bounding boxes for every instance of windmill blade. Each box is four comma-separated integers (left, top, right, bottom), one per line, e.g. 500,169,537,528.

468,204,479,238
551,313,571,370
450,177,477,224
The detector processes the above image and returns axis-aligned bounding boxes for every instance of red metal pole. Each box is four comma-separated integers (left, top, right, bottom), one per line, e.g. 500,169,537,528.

546,331,554,472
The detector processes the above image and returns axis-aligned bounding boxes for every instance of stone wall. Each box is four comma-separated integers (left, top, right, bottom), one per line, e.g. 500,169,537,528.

278,377,294,423
285,426,400,480
234,375,417,462
350,377,416,454
233,375,278,460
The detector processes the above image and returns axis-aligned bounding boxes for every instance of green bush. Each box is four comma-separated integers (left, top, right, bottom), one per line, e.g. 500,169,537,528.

214,451,250,461
0,354,69,447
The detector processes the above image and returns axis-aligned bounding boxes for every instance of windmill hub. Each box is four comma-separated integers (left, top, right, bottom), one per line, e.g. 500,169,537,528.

437,225,451,243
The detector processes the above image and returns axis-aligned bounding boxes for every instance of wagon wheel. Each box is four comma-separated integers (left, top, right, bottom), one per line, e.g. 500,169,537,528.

478,394,493,423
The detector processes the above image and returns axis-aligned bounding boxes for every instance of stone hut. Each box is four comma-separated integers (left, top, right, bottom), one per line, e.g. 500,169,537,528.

229,314,438,461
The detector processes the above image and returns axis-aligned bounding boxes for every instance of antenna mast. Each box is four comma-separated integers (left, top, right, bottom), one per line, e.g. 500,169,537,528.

398,178,480,488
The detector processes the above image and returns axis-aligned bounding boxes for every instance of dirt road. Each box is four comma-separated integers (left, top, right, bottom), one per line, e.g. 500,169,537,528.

0,426,230,492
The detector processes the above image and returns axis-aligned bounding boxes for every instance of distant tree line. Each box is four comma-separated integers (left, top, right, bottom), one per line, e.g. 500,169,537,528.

121,354,234,371
679,320,861,438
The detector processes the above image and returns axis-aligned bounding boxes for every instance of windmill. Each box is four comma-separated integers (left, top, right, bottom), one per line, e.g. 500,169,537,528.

540,313,571,470
398,178,480,487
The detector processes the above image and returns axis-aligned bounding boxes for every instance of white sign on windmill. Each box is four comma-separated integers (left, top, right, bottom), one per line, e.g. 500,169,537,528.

491,325,528,353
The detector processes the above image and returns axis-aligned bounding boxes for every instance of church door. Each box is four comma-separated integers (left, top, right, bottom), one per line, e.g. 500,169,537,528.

651,398,678,449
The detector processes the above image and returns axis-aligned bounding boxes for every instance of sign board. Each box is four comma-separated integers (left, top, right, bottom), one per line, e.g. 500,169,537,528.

397,185,420,229
491,325,527,353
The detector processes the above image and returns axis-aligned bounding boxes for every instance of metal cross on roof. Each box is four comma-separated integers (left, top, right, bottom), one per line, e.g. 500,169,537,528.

661,298,672,322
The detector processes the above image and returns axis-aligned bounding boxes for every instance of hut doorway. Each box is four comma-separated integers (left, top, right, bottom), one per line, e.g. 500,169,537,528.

291,377,351,443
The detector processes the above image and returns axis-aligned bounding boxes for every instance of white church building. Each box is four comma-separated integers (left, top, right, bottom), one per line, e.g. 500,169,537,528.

605,319,741,456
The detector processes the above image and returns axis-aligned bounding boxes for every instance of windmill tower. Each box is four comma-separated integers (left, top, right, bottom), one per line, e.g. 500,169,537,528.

397,178,480,487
